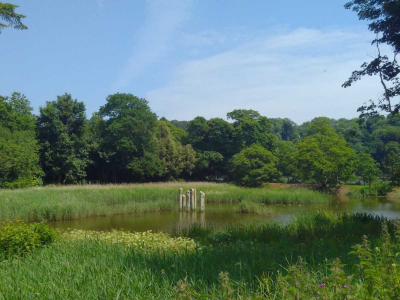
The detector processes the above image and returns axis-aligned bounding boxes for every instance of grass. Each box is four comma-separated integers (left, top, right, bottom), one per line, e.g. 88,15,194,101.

0,182,329,222
235,199,275,215
0,212,396,299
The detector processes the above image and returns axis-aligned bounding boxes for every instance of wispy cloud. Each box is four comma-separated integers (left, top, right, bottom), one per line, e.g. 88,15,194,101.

112,0,195,91
147,28,382,123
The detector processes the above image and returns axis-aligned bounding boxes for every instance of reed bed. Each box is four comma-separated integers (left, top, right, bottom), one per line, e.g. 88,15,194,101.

0,183,329,222
0,212,394,299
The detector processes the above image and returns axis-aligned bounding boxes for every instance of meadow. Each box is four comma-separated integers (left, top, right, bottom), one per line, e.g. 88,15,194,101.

0,182,329,222
0,212,398,299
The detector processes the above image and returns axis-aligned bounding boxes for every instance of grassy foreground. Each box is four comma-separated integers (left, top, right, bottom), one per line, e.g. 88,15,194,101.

0,183,329,222
0,212,398,299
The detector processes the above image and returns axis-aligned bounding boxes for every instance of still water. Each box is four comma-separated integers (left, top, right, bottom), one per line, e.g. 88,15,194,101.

49,197,400,233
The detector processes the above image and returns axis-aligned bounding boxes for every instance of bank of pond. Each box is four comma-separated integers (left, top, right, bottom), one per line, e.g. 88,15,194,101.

1,183,400,298
1,212,400,299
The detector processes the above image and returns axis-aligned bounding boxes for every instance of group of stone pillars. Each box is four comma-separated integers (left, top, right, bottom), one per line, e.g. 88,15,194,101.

179,188,205,211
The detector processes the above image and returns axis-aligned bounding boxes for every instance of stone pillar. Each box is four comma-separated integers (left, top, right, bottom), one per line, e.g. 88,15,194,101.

179,188,183,210
182,194,187,209
186,190,191,211
200,191,205,211
193,188,197,210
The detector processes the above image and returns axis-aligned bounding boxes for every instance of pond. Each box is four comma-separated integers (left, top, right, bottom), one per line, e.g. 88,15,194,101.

49,196,400,233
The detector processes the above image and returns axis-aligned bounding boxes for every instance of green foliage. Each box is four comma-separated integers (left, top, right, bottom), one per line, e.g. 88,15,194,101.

0,127,43,188
384,151,400,185
0,92,36,131
230,144,281,187
159,118,188,143
294,117,356,187
37,93,90,184
237,199,274,215
0,221,56,259
348,182,393,197
273,140,296,179
356,152,381,187
194,151,225,180
270,118,299,141
2,90,400,187
0,2,27,33
96,93,159,182
227,109,277,151
0,93,42,188
155,120,195,180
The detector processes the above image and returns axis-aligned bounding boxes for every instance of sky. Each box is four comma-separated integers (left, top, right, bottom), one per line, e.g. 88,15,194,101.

0,0,385,124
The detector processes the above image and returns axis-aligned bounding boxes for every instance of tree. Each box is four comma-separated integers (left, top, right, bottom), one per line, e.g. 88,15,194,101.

193,151,225,181
0,93,42,188
293,118,356,188
356,153,381,187
37,93,90,184
383,142,400,185
159,118,188,143
270,118,299,141
0,128,42,188
155,120,195,180
0,2,27,34
0,92,36,131
385,151,400,185
230,144,281,187
274,141,296,181
97,93,159,182
343,0,400,116
227,109,277,151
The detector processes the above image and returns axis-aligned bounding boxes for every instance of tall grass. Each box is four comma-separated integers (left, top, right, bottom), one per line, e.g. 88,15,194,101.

0,183,329,222
0,212,393,299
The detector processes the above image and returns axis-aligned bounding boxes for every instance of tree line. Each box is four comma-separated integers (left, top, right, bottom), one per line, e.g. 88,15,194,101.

1,92,399,189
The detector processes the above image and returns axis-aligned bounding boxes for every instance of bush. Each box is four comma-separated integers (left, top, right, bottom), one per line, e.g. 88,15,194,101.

0,221,57,258
349,182,393,197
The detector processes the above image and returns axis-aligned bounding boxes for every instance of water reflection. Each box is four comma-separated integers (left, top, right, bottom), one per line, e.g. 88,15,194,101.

49,197,400,233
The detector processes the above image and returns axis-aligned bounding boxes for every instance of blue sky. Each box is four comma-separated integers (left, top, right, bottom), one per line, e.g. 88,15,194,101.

1,0,383,123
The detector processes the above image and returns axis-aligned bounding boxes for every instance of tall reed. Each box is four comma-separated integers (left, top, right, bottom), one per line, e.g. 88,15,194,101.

0,183,329,222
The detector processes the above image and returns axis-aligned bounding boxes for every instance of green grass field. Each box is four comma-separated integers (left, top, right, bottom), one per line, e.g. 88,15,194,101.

0,212,397,299
0,183,329,222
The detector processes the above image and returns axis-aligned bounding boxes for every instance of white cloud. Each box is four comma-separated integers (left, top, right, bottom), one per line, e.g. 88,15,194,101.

112,0,194,90
146,28,383,123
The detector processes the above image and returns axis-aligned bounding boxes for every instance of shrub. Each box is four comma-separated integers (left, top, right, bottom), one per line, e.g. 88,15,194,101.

0,221,57,258
349,182,393,197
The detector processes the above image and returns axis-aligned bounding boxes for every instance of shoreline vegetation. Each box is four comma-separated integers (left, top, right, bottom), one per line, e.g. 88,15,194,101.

0,182,329,222
0,212,398,299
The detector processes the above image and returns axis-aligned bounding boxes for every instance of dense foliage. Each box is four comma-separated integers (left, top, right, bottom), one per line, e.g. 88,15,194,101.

1,91,400,188
0,221,56,259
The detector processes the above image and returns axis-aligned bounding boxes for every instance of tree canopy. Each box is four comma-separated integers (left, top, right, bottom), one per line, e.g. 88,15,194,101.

0,2,27,34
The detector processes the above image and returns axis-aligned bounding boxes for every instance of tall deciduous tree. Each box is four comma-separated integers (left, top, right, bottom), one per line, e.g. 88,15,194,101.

155,120,195,180
0,93,42,188
294,118,356,188
230,144,281,187
227,109,277,151
37,93,90,184
0,2,27,33
97,93,160,182
356,152,381,187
